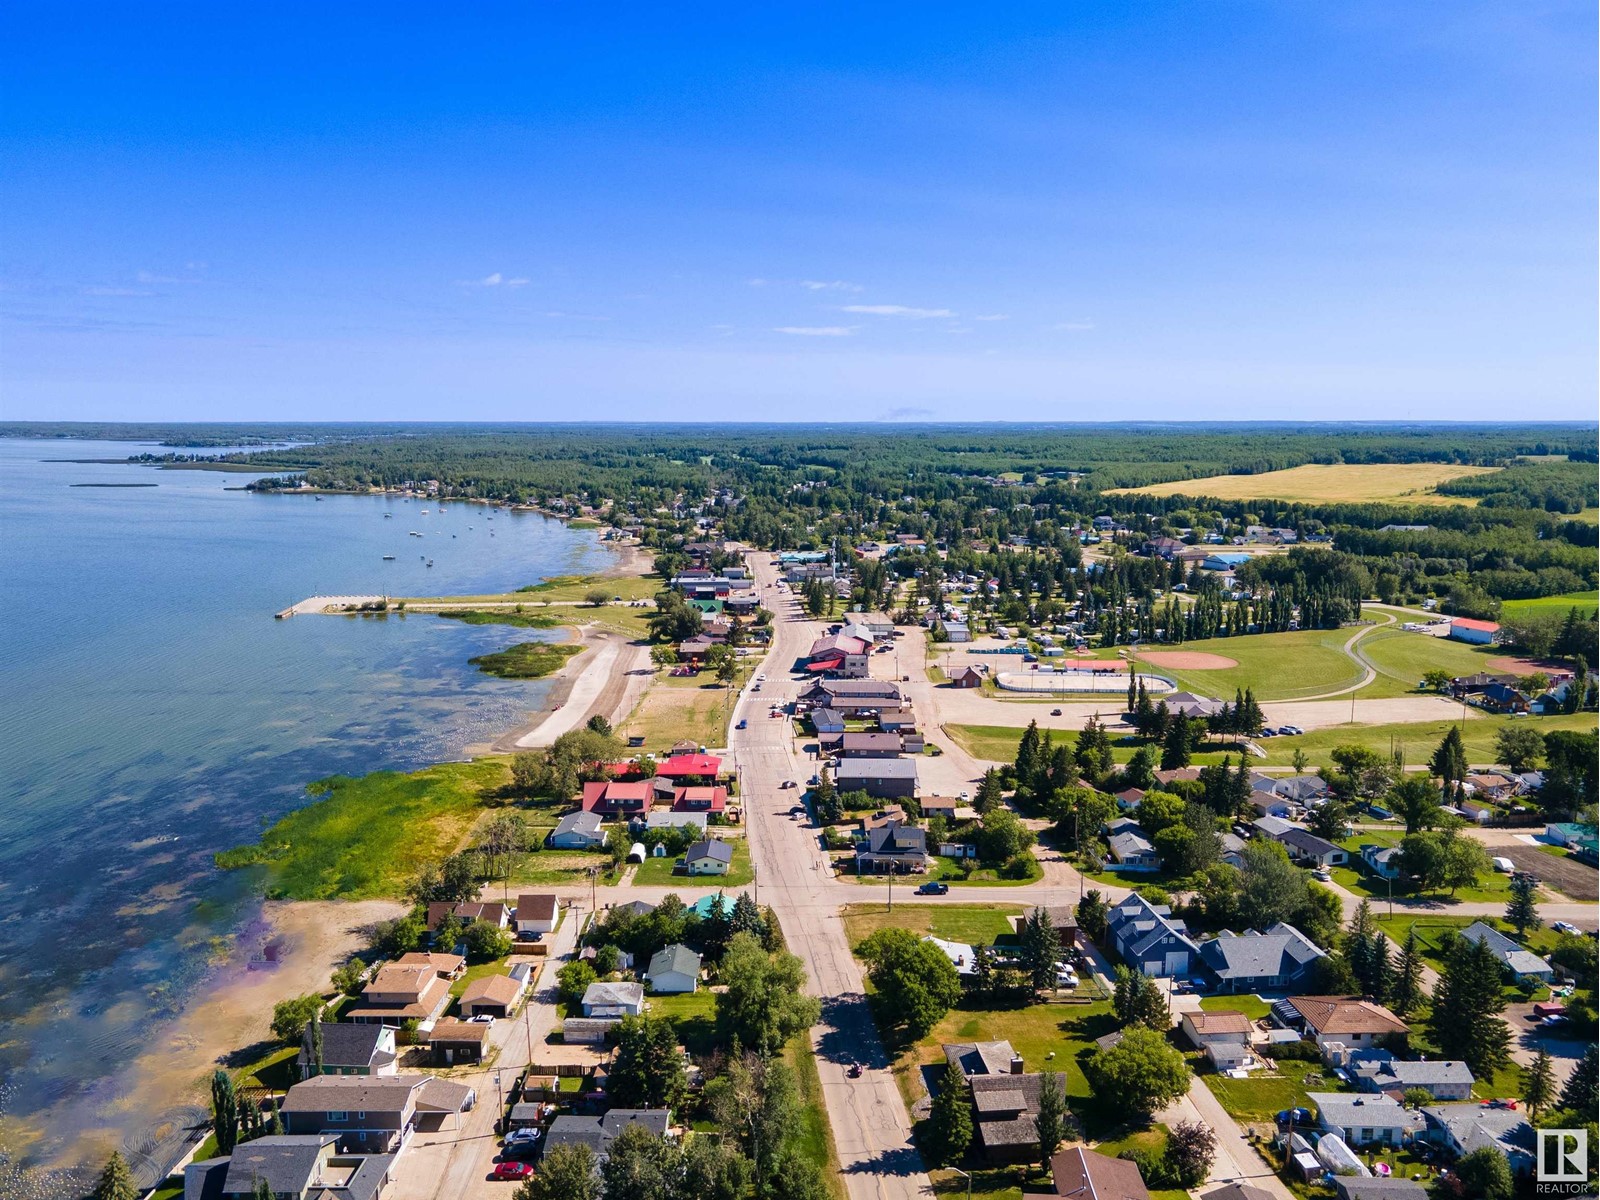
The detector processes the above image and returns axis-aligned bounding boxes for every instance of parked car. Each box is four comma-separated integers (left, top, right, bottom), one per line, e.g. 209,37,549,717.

504,1128,542,1146
736,719,748,729
1492,857,1515,873
1051,708,1062,716
915,882,950,896
493,1161,536,1180
1275,1107,1315,1129
782,779,797,789
1312,868,1332,882
1259,728,1277,738
1553,920,1579,934
1279,724,1304,736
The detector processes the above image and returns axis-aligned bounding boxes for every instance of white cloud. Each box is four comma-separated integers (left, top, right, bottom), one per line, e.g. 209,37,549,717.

1055,320,1096,332
82,286,156,297
747,278,769,287
800,279,863,292
774,325,856,337
973,313,1010,322
466,272,529,288
841,305,953,318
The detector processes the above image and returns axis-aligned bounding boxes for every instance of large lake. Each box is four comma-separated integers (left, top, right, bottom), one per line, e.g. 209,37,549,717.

0,439,614,1168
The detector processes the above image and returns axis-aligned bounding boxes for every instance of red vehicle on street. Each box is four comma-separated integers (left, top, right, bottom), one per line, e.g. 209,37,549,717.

493,1161,535,1181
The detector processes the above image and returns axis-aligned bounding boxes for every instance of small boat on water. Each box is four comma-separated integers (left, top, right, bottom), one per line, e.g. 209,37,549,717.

382,555,396,561
409,531,422,537
425,559,434,567
384,513,392,519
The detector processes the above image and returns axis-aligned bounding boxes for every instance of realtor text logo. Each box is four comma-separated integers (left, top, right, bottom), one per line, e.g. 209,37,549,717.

1539,1129,1589,1191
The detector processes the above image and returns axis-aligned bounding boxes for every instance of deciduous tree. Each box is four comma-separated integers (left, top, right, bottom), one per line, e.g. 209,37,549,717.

715,932,820,1057
857,928,963,1039
1084,1027,1190,1119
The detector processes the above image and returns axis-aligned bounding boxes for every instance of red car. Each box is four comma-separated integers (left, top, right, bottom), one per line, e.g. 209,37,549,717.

493,1161,535,1181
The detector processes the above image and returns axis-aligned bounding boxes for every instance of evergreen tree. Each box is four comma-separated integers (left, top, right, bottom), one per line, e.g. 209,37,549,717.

91,1151,136,1200
1160,714,1192,770
1521,1048,1556,1121
1504,873,1541,939
1557,1044,1598,1116
211,1068,239,1155
1076,890,1109,944
1429,727,1468,790
1021,908,1062,995
1075,716,1114,781
1014,721,1043,789
974,768,1004,815
311,1010,324,1075
1035,1072,1066,1171
926,1060,974,1167
253,1178,273,1200
973,942,993,1000
1428,936,1511,1080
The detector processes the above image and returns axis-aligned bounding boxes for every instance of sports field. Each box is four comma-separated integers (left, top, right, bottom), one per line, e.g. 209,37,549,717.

1137,627,1366,700
1353,627,1501,697
1109,462,1499,506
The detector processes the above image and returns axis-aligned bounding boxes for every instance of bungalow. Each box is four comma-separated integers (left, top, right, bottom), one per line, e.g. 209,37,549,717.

863,805,909,831
1049,1146,1151,1200
1284,996,1410,1052
1419,1103,1535,1174
1115,787,1145,811
1254,774,1331,806
184,1135,396,1200
549,811,606,850
643,810,707,834
458,973,525,1020
427,1019,490,1066
943,1040,1023,1077
1359,844,1403,880
1179,1009,1257,1070
347,961,456,1028
279,1075,475,1153
857,820,928,874
684,839,734,875
544,1110,675,1164
1107,893,1198,978
1458,798,1496,824
581,779,653,817
1108,827,1162,873
581,981,647,1019
810,708,847,735
949,666,984,689
840,731,904,759
425,901,507,933
1465,772,1518,800
1345,1049,1473,1101
1250,794,1295,819
1309,1091,1419,1147
655,753,723,782
967,1072,1063,1163
645,944,702,994
1220,832,1248,869
1252,815,1298,839
1459,921,1555,983
835,757,919,800
673,785,728,815
1196,924,1326,995
920,796,960,820
1447,617,1500,645
1275,827,1348,868
298,1023,398,1080
1332,1180,1428,1200
514,893,561,937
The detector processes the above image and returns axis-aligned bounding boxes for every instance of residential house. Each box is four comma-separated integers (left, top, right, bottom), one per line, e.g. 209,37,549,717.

1420,1103,1535,1174
839,731,903,759
856,820,928,874
967,1072,1062,1163
943,1040,1023,1078
1220,831,1248,868
1254,773,1331,806
645,944,702,994
684,839,734,875
580,779,653,817
1309,1091,1420,1147
544,1110,674,1163
426,1019,490,1066
184,1135,395,1200
862,805,908,831
924,936,978,976
835,758,919,800
1250,794,1295,820
654,753,723,781
1115,787,1145,811
458,973,525,1020
1209,1186,1279,1200
347,960,457,1028
1049,1146,1151,1200
1447,618,1500,645
279,1075,475,1153
1332,1180,1428,1200
549,811,606,850
1107,893,1199,978
424,901,507,933
1203,553,1252,572
673,785,728,816
1284,996,1410,1052
1252,815,1298,839
1275,827,1348,868
1458,798,1496,823
1196,924,1326,994
876,707,918,733
1465,772,1518,801
1107,822,1161,872
1179,1009,1257,1071
1359,844,1403,880
643,810,707,834
514,893,561,937
581,981,646,1019
1343,1049,1474,1101
1459,921,1555,983
298,1023,398,1081
920,796,959,820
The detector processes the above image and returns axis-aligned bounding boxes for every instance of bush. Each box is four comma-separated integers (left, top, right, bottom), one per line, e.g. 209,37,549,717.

1269,1039,1323,1062
271,994,325,1044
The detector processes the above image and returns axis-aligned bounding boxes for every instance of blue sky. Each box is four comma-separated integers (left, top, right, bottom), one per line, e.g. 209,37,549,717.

2,3,1594,421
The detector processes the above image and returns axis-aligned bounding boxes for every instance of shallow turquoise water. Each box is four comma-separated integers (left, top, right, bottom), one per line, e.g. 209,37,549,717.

0,439,613,1163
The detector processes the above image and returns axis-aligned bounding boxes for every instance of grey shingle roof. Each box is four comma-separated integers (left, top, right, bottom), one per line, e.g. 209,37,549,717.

1310,1091,1419,1132
647,943,702,979
685,839,733,864
297,1022,391,1072
1197,923,1325,983
1460,921,1553,977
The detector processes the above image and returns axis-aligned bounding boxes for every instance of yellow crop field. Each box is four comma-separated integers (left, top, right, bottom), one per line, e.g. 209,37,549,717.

1110,463,1499,506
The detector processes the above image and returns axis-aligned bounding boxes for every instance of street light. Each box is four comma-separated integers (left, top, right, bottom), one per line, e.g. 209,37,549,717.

948,1167,973,1200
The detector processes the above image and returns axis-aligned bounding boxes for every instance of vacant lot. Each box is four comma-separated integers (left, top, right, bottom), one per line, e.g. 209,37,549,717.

1253,711,1598,770
840,902,1023,948
618,664,751,751
1109,462,1499,506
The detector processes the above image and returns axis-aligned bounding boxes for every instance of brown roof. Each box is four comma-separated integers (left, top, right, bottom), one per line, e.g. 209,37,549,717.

968,1072,1055,1147
429,1018,490,1045
1185,1010,1254,1036
426,901,506,929
394,951,465,977
460,973,523,1008
1050,1145,1151,1200
516,893,559,923
1288,995,1410,1036
367,964,434,997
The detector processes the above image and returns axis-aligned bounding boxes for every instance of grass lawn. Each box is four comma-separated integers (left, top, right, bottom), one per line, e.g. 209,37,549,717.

234,1044,300,1092
1108,462,1497,507
1353,628,1504,698
785,1033,846,1200
619,666,753,752
840,902,1023,948
1502,590,1599,618
506,850,614,886
1204,1058,1352,1125
1371,915,1552,1004
630,839,753,887
649,989,718,1057
449,956,514,1006
945,723,1234,767
215,759,513,900
1253,712,1598,771
1201,993,1272,1020
1331,843,1515,906
919,855,1044,887
1145,628,1369,701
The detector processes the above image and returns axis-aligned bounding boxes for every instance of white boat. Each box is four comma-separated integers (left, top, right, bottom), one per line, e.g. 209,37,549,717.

409,531,422,537
382,555,396,561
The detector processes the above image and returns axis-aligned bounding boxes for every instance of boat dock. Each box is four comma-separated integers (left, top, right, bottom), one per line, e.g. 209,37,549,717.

274,595,387,619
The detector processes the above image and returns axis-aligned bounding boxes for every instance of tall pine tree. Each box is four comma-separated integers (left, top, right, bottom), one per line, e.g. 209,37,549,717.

1428,937,1510,1080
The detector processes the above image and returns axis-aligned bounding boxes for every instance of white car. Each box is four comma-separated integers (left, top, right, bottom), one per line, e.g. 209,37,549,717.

1553,921,1579,935
959,790,971,801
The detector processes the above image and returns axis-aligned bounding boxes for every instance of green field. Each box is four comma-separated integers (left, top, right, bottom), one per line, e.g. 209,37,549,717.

945,723,1235,767
1143,628,1368,700
1203,1058,1350,1124
630,839,753,887
1199,993,1272,1020
1252,711,1598,771
840,902,1023,948
216,759,512,899
1501,590,1599,618
1353,627,1502,697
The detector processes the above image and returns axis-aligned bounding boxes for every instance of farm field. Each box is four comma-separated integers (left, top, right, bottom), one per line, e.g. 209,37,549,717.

1108,462,1499,506
1501,590,1599,618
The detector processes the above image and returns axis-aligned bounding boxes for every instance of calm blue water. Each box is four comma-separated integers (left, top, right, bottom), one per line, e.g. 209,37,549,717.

0,439,614,1165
